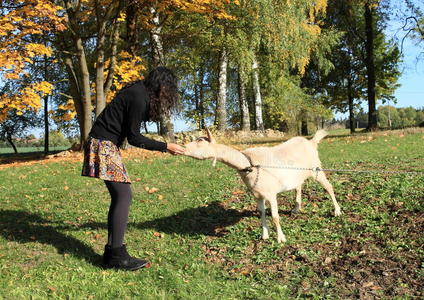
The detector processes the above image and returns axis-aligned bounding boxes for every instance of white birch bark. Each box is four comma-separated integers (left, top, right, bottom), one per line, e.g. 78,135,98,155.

217,47,228,131
150,7,174,141
238,67,250,131
252,54,264,131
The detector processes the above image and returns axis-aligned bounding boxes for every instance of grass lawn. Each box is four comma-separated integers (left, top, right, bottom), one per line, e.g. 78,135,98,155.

0,146,69,154
0,129,423,299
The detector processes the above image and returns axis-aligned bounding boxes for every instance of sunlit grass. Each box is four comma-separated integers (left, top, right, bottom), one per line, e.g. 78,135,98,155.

0,129,423,298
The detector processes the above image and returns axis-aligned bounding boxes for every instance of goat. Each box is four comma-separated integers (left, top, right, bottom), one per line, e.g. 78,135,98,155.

184,128,342,243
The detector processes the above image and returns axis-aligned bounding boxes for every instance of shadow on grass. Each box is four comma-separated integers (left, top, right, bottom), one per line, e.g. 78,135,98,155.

79,201,291,237
0,209,103,267
133,201,256,236
0,150,65,165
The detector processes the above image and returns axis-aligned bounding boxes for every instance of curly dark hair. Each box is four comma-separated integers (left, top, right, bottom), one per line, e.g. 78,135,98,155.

143,66,179,122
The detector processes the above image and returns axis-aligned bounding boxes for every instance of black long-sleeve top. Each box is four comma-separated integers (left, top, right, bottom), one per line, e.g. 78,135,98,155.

89,81,167,151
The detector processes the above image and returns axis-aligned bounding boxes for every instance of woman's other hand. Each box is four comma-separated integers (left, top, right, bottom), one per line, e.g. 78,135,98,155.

166,143,186,155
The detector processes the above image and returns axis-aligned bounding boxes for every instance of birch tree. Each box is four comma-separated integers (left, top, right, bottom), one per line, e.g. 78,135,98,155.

216,47,229,131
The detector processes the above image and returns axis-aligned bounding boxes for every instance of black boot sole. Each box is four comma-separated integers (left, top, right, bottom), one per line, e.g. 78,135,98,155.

104,261,151,271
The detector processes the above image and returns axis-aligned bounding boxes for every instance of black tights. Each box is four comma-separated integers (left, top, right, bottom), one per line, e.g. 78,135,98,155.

104,181,132,248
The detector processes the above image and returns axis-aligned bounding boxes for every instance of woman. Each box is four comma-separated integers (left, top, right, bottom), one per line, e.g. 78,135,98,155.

82,67,185,270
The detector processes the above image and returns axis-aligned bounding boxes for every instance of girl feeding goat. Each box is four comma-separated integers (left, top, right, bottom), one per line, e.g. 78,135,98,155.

184,129,342,243
82,67,186,270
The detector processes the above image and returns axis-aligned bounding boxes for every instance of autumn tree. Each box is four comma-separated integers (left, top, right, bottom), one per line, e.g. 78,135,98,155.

2,0,238,146
0,0,63,122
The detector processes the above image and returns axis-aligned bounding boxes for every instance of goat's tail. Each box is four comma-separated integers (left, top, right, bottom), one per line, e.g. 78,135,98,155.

311,129,328,145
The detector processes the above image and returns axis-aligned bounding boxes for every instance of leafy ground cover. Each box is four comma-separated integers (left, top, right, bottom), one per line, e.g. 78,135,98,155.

0,129,423,299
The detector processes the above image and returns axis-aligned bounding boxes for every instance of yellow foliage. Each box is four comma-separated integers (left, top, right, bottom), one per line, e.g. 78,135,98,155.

105,51,146,102
154,0,238,20
297,56,310,76
53,99,77,122
0,1,64,118
25,43,53,58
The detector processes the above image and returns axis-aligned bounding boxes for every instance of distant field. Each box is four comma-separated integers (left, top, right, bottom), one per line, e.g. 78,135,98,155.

0,129,423,299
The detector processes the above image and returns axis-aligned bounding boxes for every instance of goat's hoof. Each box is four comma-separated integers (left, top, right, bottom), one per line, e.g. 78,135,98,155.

334,210,342,217
262,234,269,240
277,236,287,243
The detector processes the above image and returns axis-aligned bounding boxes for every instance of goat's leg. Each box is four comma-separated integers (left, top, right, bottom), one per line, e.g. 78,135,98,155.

267,195,286,243
257,198,270,240
291,185,302,213
316,171,342,216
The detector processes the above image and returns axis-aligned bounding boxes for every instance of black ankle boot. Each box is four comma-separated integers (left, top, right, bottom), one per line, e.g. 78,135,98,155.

103,245,150,271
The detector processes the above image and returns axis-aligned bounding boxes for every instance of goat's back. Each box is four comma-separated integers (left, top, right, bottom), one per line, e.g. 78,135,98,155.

242,136,321,168
241,136,323,193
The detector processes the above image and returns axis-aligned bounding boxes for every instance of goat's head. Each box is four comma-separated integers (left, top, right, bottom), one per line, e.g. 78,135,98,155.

184,128,217,160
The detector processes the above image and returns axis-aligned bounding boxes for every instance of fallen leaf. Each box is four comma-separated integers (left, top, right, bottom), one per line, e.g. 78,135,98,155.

135,178,142,182
153,232,163,238
232,190,245,195
158,194,164,200
148,187,159,193
324,257,332,264
64,186,69,190
144,186,150,192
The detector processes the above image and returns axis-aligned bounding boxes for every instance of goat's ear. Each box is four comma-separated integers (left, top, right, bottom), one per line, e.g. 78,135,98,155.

205,127,216,143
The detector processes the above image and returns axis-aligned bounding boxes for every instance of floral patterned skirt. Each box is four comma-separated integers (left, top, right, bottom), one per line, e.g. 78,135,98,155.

81,137,131,183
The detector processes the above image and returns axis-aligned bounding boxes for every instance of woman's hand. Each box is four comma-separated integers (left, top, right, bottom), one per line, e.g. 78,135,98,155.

167,143,186,155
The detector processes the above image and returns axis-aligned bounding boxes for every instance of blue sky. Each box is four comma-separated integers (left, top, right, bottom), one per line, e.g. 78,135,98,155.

392,40,423,109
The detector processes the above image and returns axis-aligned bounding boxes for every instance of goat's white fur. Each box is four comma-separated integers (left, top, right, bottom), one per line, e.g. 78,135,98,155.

184,129,342,243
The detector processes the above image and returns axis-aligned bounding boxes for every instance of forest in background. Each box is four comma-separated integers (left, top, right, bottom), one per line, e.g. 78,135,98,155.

1,0,423,152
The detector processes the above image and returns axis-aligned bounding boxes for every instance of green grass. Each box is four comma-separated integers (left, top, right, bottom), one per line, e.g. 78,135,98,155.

0,146,69,154
0,130,423,299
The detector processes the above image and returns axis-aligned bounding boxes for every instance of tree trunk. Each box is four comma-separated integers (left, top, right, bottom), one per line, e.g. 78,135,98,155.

44,95,49,154
104,19,121,97
252,54,264,131
6,135,18,154
126,1,138,57
159,113,174,141
194,74,203,130
95,1,121,117
95,18,106,117
348,76,355,134
75,36,93,142
149,7,174,141
365,2,377,131
238,68,250,131
216,47,228,131
43,54,49,155
198,67,205,129
150,7,165,66
300,109,308,136
61,1,91,147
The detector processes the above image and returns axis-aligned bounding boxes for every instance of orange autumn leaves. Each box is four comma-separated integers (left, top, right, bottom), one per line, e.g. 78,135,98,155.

1,0,239,123
0,0,65,121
